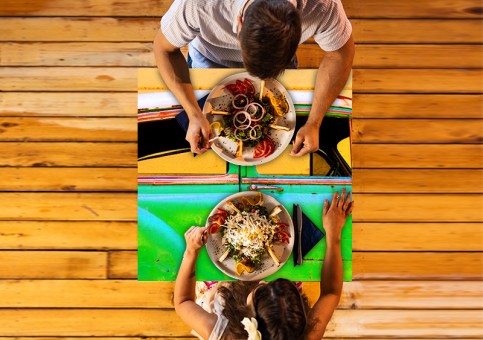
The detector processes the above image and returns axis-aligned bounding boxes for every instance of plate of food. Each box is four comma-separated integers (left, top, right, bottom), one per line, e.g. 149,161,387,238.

203,72,296,166
205,192,294,281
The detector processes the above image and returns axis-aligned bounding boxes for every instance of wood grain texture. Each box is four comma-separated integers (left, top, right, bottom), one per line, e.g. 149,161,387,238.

0,67,136,91
302,44,483,69
353,194,482,222
0,92,136,117
0,142,136,167
352,169,483,193
0,193,136,221
0,117,137,141
352,144,482,168
1,280,481,309
352,119,483,143
353,223,482,251
353,69,483,93
0,309,479,337
353,94,483,118
1,18,481,43
353,252,482,280
0,221,136,249
109,251,483,280
2,43,482,69
1,0,482,18
0,0,479,18
0,167,137,191
0,251,107,279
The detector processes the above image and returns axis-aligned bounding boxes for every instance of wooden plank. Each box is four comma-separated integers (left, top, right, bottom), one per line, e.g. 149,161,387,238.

0,193,136,221
0,92,136,117
0,280,174,308
0,67,136,92
354,194,482,222
1,280,481,309
353,223,482,251
109,251,136,279
2,43,482,69
0,221,137,249
1,18,481,43
110,250,482,280
353,252,482,280
0,309,190,337
353,69,483,93
352,19,483,43
353,94,483,119
352,144,482,169
0,0,481,18
3,68,482,93
299,44,483,69
352,119,483,144
0,251,106,279
0,117,136,141
0,167,137,191
0,0,172,16
0,142,136,167
0,42,154,67
344,0,483,18
0,309,479,337
352,169,483,193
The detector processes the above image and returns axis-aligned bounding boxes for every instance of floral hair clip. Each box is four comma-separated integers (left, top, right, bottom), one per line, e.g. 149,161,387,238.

241,317,262,340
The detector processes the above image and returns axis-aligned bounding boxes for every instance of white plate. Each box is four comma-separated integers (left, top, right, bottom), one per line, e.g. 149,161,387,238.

202,72,296,166
205,192,294,281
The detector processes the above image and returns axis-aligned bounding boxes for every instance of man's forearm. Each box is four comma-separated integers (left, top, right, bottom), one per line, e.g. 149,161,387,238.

307,37,354,128
153,34,202,119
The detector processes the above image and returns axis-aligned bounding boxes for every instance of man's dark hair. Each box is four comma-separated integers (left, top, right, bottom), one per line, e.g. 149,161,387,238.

240,0,301,79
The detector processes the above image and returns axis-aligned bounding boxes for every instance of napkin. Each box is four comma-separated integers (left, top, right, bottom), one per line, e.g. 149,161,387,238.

175,94,209,133
293,205,325,266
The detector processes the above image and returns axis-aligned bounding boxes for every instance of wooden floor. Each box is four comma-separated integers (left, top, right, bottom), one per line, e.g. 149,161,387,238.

0,0,482,338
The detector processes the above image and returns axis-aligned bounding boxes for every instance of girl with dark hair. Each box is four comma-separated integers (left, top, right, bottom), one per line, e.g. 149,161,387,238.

174,189,353,339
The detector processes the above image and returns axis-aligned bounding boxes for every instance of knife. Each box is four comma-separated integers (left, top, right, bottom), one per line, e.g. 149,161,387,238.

296,204,303,265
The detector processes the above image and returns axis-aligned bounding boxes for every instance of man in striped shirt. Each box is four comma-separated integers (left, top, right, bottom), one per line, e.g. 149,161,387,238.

154,0,354,156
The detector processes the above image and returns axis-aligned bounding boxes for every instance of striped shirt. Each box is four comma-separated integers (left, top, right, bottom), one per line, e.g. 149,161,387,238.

161,0,352,68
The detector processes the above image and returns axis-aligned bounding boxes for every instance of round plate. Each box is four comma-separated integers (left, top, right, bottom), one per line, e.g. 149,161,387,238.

203,72,296,166
205,192,294,281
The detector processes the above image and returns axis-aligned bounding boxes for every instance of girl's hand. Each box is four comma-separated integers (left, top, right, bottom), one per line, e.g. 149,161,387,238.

184,226,208,255
323,189,353,242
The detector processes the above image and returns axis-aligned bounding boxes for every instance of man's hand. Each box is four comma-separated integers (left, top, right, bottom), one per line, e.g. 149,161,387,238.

184,226,208,255
186,114,213,154
290,122,319,157
323,189,353,242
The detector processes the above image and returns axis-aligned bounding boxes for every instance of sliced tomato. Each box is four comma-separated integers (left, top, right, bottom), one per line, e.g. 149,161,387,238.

208,223,221,234
243,78,255,96
253,139,268,158
225,83,240,96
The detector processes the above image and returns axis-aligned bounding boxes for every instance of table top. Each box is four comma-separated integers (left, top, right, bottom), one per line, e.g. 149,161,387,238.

137,68,353,281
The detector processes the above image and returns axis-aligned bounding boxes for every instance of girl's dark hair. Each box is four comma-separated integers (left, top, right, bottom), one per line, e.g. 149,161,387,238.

240,0,301,79
253,278,309,339
218,280,259,339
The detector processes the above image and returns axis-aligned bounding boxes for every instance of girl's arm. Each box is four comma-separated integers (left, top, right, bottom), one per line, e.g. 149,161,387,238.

305,189,353,339
174,226,217,339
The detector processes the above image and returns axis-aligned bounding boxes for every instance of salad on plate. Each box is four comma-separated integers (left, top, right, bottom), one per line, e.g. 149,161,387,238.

207,192,291,276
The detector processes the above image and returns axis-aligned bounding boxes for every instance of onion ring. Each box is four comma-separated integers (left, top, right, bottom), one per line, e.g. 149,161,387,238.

232,94,248,109
245,102,265,122
233,111,252,129
249,125,262,140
